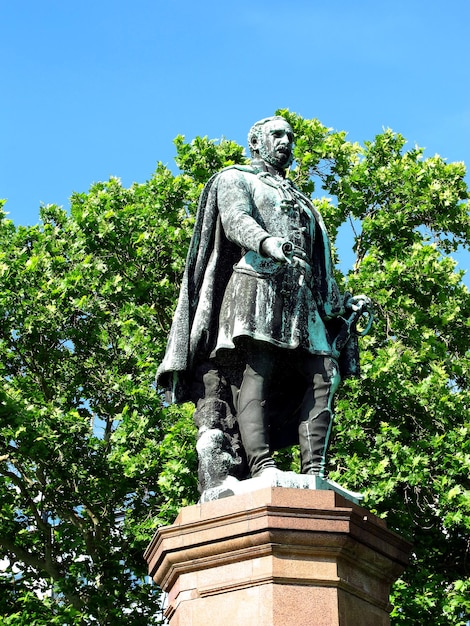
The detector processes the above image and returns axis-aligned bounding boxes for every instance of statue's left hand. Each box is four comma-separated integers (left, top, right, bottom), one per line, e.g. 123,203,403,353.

344,294,371,313
344,294,374,336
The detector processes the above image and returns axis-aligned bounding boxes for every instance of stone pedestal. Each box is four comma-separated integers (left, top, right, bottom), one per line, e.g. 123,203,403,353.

144,488,411,626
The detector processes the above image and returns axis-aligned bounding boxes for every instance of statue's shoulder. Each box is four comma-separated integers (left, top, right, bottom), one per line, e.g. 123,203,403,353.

214,164,258,183
197,165,258,217
209,165,268,198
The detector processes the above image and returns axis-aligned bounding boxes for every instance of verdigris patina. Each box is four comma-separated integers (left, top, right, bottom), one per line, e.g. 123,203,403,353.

157,116,372,502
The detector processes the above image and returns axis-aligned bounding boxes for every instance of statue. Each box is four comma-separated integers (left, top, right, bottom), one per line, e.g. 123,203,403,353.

157,116,372,501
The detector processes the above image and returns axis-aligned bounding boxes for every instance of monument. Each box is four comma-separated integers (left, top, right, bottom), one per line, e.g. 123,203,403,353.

157,115,372,500
146,117,410,625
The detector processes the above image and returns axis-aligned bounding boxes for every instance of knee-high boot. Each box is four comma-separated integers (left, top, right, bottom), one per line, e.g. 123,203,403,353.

237,360,277,478
298,410,333,478
237,397,277,477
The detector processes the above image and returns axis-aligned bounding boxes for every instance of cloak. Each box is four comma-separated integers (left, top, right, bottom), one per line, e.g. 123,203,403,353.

157,165,358,403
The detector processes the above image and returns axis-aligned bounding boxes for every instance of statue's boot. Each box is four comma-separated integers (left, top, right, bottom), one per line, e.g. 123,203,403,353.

298,409,333,478
237,366,276,478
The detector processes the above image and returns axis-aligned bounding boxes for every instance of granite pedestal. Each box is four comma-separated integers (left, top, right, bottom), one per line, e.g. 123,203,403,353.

144,487,411,625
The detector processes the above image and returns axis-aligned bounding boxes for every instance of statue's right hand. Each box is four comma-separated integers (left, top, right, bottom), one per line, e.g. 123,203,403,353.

261,237,292,263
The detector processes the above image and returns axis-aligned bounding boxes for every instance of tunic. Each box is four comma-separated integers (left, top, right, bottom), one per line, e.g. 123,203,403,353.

212,167,335,356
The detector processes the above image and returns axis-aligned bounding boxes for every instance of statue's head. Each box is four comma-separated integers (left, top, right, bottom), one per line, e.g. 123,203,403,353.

248,116,294,171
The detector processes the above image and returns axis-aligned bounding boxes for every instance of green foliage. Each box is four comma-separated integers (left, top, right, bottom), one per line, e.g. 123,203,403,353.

0,112,469,624
173,134,247,185
319,126,470,625
0,167,199,624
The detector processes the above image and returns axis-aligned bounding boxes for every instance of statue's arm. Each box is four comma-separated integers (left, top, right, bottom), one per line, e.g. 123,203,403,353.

216,170,270,254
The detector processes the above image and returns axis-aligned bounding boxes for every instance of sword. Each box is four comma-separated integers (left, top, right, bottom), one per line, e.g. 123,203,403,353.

281,241,309,286
332,295,374,357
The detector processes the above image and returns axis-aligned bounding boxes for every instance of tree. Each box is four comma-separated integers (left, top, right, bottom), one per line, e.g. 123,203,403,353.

280,110,470,624
0,170,200,624
0,112,469,624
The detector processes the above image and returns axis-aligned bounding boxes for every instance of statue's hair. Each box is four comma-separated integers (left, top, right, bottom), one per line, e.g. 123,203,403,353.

247,116,290,156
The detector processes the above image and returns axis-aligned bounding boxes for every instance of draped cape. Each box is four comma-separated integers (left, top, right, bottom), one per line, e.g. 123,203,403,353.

157,165,358,403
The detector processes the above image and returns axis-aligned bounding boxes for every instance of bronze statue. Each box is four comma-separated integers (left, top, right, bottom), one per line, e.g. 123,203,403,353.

158,116,371,499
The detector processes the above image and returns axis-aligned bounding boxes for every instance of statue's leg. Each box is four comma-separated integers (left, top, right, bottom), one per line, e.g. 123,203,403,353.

298,356,341,477
236,346,277,478
193,363,244,493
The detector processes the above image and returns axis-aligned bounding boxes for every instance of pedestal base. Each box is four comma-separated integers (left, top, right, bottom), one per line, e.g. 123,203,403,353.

144,488,411,626
199,469,364,504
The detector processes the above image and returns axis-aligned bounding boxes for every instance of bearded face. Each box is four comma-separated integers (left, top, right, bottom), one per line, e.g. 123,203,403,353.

251,119,294,171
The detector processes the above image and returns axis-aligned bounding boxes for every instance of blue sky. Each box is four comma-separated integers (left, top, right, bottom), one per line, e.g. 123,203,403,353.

1,0,469,272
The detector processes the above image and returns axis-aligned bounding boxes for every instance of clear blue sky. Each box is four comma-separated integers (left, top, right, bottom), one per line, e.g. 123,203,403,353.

1,0,469,270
